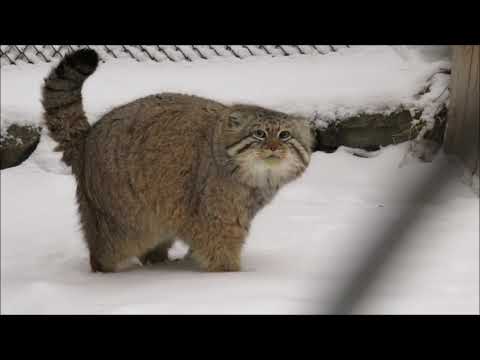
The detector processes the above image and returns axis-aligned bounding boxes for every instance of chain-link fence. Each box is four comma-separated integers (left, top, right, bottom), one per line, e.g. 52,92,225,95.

0,45,350,66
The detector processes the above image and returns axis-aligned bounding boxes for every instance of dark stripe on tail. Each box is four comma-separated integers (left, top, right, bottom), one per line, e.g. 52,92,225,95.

42,49,99,170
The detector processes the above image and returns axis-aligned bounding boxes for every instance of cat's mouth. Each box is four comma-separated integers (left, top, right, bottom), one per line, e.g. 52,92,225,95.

262,155,283,165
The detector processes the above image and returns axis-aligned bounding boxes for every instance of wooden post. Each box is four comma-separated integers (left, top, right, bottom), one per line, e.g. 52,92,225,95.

444,45,479,178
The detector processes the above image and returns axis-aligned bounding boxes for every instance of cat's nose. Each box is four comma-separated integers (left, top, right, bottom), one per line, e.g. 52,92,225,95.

267,142,280,151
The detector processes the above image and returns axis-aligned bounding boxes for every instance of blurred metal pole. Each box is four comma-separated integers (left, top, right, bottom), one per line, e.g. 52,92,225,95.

327,159,458,314
328,45,479,315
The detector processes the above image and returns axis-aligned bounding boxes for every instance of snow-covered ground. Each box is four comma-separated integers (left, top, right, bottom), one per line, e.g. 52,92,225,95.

1,46,478,314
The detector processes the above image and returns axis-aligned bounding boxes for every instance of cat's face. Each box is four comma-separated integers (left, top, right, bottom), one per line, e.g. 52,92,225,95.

220,105,314,189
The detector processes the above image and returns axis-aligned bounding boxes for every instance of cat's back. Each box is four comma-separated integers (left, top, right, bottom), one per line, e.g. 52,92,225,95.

85,93,225,159
82,93,227,208
89,93,225,138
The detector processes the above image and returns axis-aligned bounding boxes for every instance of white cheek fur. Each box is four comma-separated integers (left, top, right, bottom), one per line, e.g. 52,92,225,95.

235,149,306,188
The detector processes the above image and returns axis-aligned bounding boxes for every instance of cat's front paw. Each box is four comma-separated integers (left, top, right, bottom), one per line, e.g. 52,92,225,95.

190,241,243,272
192,252,241,272
205,259,241,272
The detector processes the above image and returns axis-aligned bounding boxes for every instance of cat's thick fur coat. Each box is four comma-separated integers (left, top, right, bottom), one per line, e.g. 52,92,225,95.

42,49,314,273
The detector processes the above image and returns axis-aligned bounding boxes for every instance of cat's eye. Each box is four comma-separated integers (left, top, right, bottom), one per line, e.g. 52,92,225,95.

278,131,291,141
253,129,267,140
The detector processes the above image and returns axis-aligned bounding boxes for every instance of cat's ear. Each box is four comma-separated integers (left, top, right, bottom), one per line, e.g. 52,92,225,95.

228,111,244,129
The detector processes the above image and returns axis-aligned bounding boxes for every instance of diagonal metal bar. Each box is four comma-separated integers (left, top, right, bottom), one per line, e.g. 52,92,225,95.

326,153,471,314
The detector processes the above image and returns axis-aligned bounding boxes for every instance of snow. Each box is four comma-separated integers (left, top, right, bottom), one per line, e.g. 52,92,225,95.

1,45,478,314
1,143,478,314
2,45,449,134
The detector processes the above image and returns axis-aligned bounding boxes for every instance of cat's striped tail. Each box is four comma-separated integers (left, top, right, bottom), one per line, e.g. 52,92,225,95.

41,48,99,170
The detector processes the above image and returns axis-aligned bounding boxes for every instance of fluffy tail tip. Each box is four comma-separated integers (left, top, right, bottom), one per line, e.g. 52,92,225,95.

62,48,100,76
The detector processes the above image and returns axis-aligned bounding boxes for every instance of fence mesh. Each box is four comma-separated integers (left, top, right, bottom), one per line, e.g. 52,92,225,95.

0,45,349,66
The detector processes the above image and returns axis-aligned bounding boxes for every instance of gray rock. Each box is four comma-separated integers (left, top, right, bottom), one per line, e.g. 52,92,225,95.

315,110,419,152
1,124,41,169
